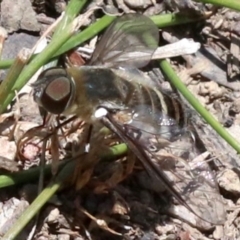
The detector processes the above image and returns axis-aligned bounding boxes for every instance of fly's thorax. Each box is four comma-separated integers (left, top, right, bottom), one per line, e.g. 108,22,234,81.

65,66,97,122
71,66,139,111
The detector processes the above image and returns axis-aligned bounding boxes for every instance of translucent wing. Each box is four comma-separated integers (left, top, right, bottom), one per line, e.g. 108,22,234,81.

162,138,226,230
101,106,226,230
89,13,159,68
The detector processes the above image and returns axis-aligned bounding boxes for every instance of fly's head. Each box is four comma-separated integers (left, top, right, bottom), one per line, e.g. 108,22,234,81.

32,67,76,115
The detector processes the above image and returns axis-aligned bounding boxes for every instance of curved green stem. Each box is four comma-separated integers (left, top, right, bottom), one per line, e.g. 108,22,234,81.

159,59,240,153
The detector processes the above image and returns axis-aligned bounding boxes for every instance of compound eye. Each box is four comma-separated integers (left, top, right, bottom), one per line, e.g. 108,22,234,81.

33,67,74,115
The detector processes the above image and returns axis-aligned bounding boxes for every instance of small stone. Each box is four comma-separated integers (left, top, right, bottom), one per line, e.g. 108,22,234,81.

1,0,40,33
218,169,240,195
213,225,224,239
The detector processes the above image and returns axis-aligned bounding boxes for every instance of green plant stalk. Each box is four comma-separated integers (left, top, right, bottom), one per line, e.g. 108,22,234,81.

102,143,128,161
53,0,87,36
194,0,240,11
0,13,204,70
0,161,54,188
0,59,12,69
151,12,203,27
0,49,30,111
55,14,116,57
159,59,240,153
0,143,128,189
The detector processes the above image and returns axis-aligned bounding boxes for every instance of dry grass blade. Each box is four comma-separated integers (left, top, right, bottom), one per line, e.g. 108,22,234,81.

50,130,60,175
77,206,122,236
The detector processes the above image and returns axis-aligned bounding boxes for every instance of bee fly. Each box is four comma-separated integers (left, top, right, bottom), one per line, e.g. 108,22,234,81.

33,13,226,228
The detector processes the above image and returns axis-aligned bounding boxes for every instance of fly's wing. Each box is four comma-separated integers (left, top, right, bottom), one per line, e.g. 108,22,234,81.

163,139,226,230
101,110,226,230
89,13,159,68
